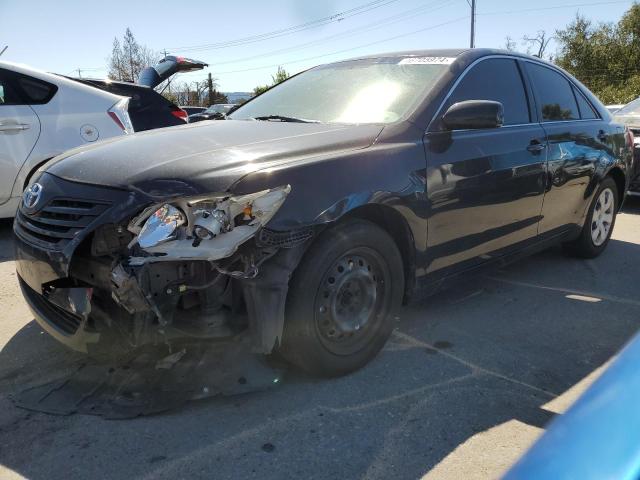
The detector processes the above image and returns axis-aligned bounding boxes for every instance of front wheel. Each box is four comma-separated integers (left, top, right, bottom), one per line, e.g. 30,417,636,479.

563,177,618,258
279,220,404,377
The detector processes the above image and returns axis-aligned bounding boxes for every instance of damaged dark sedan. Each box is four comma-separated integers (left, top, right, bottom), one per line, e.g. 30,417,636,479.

14,49,632,377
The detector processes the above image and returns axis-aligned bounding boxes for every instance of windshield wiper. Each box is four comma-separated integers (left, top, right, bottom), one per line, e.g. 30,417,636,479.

251,115,319,123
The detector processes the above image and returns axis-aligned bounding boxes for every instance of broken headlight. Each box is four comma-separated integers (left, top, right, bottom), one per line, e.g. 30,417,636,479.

128,185,291,260
137,204,186,248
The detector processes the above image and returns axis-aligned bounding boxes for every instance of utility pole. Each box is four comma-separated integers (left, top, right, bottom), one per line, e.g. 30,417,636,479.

77,68,82,78
470,0,476,48
0,46,7,57
207,72,214,106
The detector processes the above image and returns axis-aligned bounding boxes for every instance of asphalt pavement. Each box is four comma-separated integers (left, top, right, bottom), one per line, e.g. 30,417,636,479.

0,198,639,480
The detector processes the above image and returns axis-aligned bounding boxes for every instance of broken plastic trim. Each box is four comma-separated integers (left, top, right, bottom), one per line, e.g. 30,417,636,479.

127,185,291,264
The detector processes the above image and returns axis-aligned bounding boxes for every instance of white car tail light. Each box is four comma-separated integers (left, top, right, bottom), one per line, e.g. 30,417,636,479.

108,98,134,134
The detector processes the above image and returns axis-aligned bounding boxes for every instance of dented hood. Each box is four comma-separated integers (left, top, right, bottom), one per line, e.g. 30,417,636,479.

45,120,383,197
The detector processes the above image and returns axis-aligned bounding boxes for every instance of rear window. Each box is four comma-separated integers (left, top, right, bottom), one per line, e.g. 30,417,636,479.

526,62,579,122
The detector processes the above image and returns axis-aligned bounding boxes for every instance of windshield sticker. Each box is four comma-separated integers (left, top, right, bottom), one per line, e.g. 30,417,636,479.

398,57,455,65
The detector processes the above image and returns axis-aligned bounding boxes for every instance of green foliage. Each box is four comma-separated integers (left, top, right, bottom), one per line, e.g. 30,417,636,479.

252,66,290,97
253,84,271,96
555,4,640,104
108,28,156,82
271,66,290,84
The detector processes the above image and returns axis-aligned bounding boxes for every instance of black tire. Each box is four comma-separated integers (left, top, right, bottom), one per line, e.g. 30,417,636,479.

563,177,618,258
279,219,404,377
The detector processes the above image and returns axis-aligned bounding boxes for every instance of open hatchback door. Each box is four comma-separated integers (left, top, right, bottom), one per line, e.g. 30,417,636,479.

138,56,209,88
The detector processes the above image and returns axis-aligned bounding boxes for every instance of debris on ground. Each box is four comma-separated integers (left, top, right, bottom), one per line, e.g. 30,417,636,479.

12,339,285,419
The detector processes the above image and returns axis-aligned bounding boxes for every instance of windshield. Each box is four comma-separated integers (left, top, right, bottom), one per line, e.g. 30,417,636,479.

614,97,640,117
206,104,233,114
228,58,450,124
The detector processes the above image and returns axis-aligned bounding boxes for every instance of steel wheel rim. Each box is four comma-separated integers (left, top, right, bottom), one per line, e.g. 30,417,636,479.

314,247,391,356
591,187,615,247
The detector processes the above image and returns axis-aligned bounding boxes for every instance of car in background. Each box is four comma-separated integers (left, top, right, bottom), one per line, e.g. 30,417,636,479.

613,98,640,193
70,77,189,131
504,332,640,480
13,49,632,377
72,55,208,131
0,61,132,218
0,56,209,218
606,104,625,114
188,103,235,122
181,106,206,117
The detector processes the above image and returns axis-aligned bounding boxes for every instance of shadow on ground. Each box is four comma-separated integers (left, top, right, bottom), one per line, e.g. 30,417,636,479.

622,194,640,214
0,231,639,479
0,219,15,263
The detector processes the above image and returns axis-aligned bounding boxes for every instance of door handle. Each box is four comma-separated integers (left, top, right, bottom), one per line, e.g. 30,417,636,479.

597,130,608,142
0,122,30,133
527,141,547,153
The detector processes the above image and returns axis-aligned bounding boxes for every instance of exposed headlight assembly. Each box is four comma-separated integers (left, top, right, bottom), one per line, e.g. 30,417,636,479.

128,185,291,262
136,204,186,248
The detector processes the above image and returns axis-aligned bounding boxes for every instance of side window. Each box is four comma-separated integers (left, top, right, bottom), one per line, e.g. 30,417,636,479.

445,58,530,126
0,71,21,105
16,74,57,104
526,63,579,122
574,87,598,120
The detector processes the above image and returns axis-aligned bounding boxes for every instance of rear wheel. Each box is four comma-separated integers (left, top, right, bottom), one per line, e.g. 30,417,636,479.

563,177,618,258
280,220,404,377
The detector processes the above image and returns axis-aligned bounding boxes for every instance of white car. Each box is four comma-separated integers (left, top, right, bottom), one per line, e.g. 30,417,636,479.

0,61,133,218
606,104,625,114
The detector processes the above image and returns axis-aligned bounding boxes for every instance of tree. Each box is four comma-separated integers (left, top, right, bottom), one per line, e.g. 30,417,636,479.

252,66,290,96
108,28,157,82
555,5,640,104
206,73,229,105
164,80,228,106
504,36,517,51
523,31,552,59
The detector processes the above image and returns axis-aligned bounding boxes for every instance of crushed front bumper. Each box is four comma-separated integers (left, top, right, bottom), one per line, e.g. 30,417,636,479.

18,275,99,353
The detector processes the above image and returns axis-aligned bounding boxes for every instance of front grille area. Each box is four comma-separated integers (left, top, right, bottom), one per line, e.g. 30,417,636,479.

16,198,111,250
19,277,82,335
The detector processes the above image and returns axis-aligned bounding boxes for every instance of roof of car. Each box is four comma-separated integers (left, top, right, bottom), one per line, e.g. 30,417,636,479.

336,48,554,66
0,60,124,101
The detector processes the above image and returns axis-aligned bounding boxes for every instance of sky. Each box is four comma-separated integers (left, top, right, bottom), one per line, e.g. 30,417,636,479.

0,0,635,92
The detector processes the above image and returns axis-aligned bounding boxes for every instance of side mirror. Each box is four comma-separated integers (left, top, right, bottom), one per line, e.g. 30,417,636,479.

442,100,504,130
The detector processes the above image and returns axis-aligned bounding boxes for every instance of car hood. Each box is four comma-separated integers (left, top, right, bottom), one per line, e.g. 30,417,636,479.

45,120,384,198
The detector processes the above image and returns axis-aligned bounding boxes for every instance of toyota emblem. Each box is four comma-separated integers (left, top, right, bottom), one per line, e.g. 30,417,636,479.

23,183,43,209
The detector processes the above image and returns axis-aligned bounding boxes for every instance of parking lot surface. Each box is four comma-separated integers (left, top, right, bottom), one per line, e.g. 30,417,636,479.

1,198,639,480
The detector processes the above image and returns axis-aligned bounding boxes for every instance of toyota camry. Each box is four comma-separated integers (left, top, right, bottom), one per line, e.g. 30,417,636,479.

14,49,633,376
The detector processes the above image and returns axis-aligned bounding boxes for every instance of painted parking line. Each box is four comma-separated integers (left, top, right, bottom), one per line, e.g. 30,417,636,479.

392,330,558,399
485,276,640,308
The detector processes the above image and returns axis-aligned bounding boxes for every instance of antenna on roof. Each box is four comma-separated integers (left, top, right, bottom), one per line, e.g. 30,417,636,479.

0,46,7,57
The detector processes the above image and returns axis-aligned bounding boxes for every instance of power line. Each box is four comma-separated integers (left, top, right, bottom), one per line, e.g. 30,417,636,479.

478,0,632,15
165,0,400,52
199,0,455,67
186,14,469,78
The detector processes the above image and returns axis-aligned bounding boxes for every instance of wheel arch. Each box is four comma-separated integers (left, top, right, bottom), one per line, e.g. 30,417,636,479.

337,203,416,304
606,166,626,210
